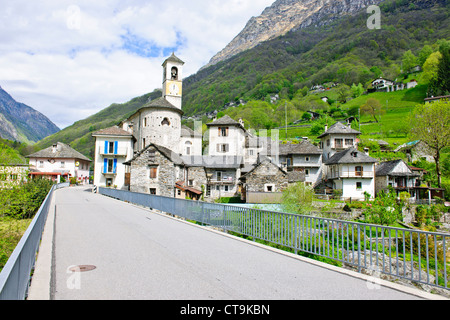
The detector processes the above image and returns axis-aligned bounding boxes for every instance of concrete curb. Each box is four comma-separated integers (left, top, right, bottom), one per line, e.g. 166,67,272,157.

27,192,56,300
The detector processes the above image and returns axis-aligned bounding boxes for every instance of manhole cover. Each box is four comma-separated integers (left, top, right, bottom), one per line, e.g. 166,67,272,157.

68,265,97,273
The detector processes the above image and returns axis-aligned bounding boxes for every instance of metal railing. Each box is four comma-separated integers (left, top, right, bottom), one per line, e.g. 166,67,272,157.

0,182,68,300
99,188,449,291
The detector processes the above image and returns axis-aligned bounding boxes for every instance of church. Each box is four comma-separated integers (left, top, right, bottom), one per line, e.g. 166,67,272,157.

92,53,319,201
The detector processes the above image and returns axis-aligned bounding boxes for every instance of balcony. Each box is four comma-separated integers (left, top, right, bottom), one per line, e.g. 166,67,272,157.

101,166,117,176
209,177,235,185
99,147,128,157
327,171,374,179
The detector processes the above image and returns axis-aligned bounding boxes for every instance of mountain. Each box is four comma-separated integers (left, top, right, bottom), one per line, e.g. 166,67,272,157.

31,0,449,159
0,86,60,144
204,0,384,69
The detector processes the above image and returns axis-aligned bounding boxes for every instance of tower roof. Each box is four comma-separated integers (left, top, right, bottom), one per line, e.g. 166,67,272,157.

162,52,185,66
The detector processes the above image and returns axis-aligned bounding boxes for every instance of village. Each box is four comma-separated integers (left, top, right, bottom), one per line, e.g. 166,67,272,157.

3,53,445,216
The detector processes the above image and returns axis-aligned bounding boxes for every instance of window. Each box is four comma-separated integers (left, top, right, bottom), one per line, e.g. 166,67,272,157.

265,184,275,192
327,139,330,147
356,182,362,190
177,190,181,196
335,139,343,148
305,169,310,177
345,139,354,146
249,149,254,156
107,159,114,173
216,171,222,182
161,118,170,126
60,161,65,168
219,127,229,137
39,161,44,168
106,178,113,187
224,185,229,192
150,188,157,195
355,166,363,177
305,156,310,162
109,141,115,154
216,144,229,153
150,167,158,179
188,179,194,186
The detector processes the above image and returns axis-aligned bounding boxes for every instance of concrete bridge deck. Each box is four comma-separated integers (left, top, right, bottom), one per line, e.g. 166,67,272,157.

27,186,444,300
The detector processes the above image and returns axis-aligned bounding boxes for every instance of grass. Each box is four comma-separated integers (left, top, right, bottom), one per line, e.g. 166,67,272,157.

0,218,32,272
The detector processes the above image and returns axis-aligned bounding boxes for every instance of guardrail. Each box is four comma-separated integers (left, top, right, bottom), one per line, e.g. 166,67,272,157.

0,182,68,300
99,188,449,291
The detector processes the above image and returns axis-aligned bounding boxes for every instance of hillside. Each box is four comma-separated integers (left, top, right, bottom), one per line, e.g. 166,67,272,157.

183,0,449,116
0,86,60,144
30,0,449,162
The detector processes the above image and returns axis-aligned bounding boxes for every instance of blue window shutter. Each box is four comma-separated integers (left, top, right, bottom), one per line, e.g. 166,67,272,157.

104,141,109,154
114,141,118,155
113,159,117,173
103,158,108,173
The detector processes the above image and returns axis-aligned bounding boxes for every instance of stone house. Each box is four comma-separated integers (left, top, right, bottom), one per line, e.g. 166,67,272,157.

126,143,185,197
324,148,377,200
278,140,323,186
375,159,419,198
240,157,305,203
318,121,361,161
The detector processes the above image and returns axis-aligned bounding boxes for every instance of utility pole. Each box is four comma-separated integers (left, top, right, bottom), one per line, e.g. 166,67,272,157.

285,102,288,140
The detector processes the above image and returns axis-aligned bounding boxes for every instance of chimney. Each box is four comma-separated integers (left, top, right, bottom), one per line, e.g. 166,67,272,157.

364,147,370,156
324,124,328,132
239,118,244,127
52,144,57,153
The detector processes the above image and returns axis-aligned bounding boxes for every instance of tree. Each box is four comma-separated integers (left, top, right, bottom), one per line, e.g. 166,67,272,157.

281,182,314,215
351,83,364,98
402,50,417,73
360,98,385,123
408,100,450,188
363,189,403,227
422,51,442,85
436,44,450,95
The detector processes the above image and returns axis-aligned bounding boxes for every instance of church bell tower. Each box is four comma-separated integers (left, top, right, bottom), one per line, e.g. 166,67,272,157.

162,53,184,110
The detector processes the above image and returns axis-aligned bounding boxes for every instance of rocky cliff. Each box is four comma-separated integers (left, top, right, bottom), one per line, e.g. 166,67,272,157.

204,0,384,68
0,86,60,143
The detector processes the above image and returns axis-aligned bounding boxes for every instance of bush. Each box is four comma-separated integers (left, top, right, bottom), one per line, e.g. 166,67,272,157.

0,179,54,220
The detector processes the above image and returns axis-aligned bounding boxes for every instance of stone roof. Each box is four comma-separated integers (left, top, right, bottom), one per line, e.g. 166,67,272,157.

279,140,322,155
26,142,91,161
375,159,418,177
141,97,184,115
162,52,185,66
318,122,361,138
125,143,184,166
206,115,242,127
181,125,202,138
325,148,377,165
92,126,133,137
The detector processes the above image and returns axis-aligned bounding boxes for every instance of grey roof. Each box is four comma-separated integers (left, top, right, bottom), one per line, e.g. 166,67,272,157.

142,97,184,115
318,122,361,138
181,155,243,169
181,125,202,138
26,142,91,161
375,159,418,177
162,52,185,66
92,126,133,137
206,115,242,127
325,148,377,165
126,143,184,166
279,141,322,155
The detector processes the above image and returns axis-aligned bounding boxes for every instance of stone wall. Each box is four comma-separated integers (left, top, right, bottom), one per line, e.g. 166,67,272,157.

246,160,288,193
130,146,183,197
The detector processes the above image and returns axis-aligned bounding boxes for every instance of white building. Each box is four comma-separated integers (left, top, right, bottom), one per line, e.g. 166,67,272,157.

324,148,377,200
26,142,91,184
92,126,135,188
318,121,361,161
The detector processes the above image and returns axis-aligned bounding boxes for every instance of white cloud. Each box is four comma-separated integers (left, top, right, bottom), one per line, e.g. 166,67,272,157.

0,0,274,129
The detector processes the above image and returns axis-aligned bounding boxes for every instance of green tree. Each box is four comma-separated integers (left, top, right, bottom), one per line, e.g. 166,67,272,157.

351,83,364,98
360,98,385,123
422,51,442,84
436,44,450,95
363,190,402,227
408,100,450,188
281,182,314,215
402,50,417,73
418,45,434,67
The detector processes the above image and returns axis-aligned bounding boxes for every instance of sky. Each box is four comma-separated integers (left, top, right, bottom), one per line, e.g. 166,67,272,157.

0,0,274,129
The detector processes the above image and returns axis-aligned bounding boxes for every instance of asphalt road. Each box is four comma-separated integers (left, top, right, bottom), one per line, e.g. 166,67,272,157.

29,186,438,300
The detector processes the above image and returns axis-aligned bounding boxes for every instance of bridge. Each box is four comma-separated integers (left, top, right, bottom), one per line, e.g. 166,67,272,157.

1,185,448,302
18,186,444,301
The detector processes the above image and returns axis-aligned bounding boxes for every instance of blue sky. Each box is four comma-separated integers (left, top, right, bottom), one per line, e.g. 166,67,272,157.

0,0,274,129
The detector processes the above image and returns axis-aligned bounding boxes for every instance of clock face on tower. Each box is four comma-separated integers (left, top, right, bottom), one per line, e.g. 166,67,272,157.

166,81,181,96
